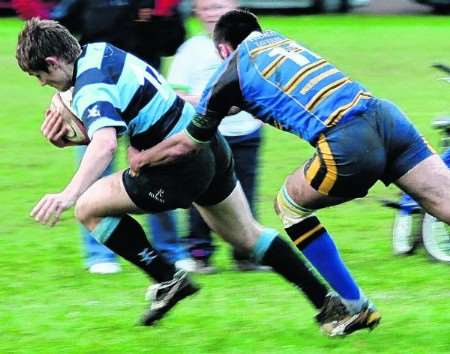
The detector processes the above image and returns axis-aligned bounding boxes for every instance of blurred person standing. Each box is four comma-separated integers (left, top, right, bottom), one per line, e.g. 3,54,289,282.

167,0,266,273
12,0,56,19
51,0,195,273
133,0,186,70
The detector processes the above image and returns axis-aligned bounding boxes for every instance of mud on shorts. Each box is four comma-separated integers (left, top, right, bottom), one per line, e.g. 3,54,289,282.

305,98,435,198
123,133,237,212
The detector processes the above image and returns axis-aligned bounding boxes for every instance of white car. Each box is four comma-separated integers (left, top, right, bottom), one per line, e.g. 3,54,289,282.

180,0,370,14
238,0,370,12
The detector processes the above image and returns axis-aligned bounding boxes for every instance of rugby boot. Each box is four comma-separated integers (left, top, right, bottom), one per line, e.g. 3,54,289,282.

316,294,381,337
141,270,200,326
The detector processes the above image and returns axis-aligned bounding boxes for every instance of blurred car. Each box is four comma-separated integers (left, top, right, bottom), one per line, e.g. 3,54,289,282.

411,0,450,12
238,0,370,12
180,0,369,15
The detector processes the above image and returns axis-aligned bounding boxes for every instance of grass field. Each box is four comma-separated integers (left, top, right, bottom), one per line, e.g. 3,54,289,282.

1,14,449,354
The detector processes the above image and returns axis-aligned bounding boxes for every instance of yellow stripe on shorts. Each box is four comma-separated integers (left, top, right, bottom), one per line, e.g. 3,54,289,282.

317,135,337,194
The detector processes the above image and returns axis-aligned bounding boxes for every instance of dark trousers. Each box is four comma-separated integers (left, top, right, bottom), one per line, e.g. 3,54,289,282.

186,132,262,261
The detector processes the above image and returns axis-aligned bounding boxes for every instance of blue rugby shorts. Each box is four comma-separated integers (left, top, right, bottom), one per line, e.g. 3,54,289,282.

304,98,435,198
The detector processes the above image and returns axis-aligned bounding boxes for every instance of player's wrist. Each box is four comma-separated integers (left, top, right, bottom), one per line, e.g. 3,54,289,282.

184,129,210,144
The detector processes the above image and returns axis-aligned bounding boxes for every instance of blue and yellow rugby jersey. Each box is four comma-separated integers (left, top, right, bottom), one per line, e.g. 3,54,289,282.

71,43,195,150
188,31,373,145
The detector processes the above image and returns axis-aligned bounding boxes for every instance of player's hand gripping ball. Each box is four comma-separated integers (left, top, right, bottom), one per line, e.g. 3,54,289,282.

49,90,90,145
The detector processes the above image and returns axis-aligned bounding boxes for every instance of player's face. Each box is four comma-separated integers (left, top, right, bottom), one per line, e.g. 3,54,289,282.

31,59,73,92
195,0,236,34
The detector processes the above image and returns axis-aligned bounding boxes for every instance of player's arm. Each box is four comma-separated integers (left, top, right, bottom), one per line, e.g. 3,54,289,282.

128,131,199,172
186,53,242,142
32,86,125,226
63,127,117,200
31,127,117,226
173,90,241,116
128,108,227,171
129,54,242,172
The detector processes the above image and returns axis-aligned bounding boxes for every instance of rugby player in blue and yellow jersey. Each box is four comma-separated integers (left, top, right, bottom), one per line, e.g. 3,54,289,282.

130,9,450,335
15,17,372,336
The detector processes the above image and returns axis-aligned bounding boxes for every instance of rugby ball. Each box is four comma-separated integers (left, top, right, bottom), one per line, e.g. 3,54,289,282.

49,90,90,145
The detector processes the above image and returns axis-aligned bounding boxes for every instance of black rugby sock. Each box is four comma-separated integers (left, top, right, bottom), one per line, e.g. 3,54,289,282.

261,236,328,309
104,214,176,282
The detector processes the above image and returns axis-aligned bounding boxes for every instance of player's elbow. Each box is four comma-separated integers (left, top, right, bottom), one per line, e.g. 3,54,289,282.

93,137,118,161
91,128,118,155
103,139,118,156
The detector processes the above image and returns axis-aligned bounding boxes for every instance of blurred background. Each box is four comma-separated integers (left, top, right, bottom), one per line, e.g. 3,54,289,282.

2,0,450,16
0,1,449,353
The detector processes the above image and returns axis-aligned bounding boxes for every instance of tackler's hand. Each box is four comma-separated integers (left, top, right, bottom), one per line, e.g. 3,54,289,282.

128,146,143,176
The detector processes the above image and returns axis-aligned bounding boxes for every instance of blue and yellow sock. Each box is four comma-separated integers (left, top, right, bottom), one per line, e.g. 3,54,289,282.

286,216,363,304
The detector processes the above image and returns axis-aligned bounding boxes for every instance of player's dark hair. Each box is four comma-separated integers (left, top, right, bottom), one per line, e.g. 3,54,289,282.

213,9,262,49
16,17,81,73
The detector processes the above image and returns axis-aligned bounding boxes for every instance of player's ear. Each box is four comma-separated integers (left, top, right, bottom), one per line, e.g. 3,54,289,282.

217,43,234,60
44,56,59,70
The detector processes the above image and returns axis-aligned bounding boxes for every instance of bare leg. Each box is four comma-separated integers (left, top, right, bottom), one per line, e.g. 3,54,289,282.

74,170,179,285
75,171,144,230
395,155,450,223
285,164,351,209
279,163,370,312
196,182,331,310
194,182,263,252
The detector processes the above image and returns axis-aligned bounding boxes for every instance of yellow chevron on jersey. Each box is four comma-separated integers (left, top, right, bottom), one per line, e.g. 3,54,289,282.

262,48,303,78
283,59,328,95
249,38,291,58
262,55,288,77
325,91,372,126
196,31,374,144
301,68,340,95
305,77,351,111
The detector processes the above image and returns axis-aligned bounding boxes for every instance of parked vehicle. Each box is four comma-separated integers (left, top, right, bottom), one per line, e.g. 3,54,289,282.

179,0,369,14
238,0,370,12
412,0,450,12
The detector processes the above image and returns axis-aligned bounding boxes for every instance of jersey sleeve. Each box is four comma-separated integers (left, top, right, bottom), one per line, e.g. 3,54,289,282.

186,53,243,142
72,68,127,140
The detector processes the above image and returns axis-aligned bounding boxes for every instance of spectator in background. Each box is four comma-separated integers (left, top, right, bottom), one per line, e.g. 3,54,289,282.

133,0,186,69
11,0,55,19
50,0,195,273
167,0,267,272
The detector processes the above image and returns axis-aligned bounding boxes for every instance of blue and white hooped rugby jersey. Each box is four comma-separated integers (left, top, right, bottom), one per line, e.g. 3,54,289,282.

189,31,373,145
71,43,195,150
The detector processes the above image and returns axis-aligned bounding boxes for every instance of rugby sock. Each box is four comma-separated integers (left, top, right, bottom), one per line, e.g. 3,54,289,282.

253,229,328,309
95,214,176,282
285,216,362,302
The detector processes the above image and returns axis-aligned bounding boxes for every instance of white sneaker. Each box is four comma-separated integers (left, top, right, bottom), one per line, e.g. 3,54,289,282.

174,258,198,273
88,262,122,274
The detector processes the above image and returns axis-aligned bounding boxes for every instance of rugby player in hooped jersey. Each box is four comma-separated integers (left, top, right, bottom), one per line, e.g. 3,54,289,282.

128,9,450,334
15,17,374,335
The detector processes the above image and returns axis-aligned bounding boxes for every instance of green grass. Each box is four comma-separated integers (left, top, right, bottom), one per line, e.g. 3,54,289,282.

1,15,450,354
